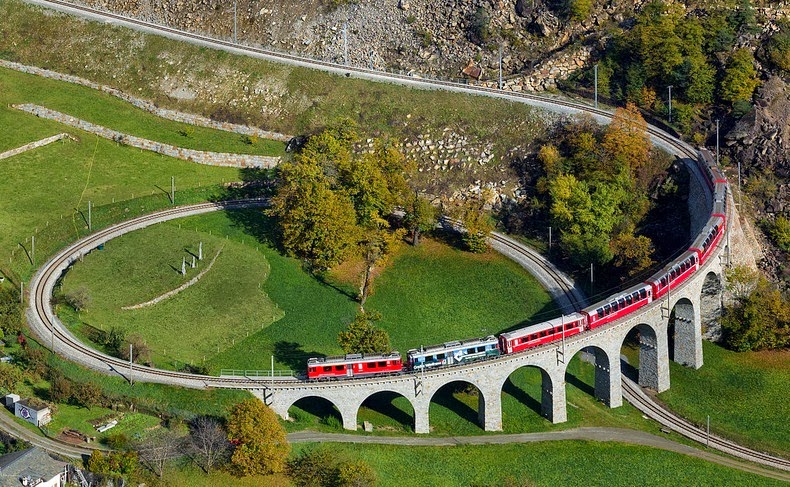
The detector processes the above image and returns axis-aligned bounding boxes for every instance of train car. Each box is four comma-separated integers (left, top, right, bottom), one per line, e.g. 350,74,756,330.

498,313,586,355
647,250,699,300
583,283,652,330
713,182,728,219
407,336,499,371
697,148,726,191
689,216,725,266
307,352,402,380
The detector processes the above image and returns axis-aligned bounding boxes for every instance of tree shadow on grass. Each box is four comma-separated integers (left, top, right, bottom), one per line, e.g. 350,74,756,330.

274,341,325,371
502,377,542,417
431,383,479,428
361,392,414,430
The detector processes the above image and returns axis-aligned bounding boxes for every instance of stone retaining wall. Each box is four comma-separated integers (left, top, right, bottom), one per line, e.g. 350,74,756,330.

0,133,75,161
0,59,291,142
15,104,280,169
121,246,223,310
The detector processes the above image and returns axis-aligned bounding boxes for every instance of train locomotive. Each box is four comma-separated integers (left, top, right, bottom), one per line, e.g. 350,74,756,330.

307,148,728,380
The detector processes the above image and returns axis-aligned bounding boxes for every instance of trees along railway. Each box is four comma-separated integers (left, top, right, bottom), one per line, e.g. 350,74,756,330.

20,0,789,472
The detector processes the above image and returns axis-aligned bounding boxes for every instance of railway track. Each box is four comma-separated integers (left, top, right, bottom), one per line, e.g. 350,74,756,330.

18,0,788,474
622,378,790,472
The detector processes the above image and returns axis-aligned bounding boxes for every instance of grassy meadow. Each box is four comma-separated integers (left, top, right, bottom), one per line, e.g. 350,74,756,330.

292,441,786,487
59,210,557,373
658,342,789,457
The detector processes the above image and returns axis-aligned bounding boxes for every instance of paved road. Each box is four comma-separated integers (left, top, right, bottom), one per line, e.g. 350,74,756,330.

288,428,790,482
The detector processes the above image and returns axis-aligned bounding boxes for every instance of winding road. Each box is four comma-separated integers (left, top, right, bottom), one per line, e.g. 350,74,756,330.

9,0,788,477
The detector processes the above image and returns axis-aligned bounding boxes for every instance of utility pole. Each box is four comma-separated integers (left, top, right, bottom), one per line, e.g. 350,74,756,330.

233,0,237,44
20,281,23,304
342,22,348,65
88,200,92,231
668,85,673,123
271,355,275,385
498,44,503,90
198,241,203,261
182,257,186,276
171,176,175,205
594,64,598,109
738,153,742,209
31,235,35,266
706,415,710,447
548,226,552,251
129,343,134,385
715,119,720,165
590,263,594,296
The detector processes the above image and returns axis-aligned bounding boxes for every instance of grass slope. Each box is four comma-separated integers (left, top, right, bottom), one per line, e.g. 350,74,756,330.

60,222,283,368
59,210,557,373
295,441,785,487
0,67,285,156
658,342,789,457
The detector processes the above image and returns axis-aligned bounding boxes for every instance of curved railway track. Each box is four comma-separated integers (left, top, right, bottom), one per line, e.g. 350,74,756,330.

622,378,790,472
19,0,788,473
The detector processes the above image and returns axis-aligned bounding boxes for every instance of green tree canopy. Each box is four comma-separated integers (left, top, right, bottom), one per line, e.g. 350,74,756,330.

720,48,760,104
338,310,391,355
227,398,290,476
721,275,789,352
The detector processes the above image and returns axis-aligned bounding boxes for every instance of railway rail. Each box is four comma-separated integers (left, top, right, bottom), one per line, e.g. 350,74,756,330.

18,0,788,473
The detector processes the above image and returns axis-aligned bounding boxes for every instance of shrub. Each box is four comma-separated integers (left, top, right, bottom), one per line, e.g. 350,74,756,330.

770,216,790,252
65,287,91,312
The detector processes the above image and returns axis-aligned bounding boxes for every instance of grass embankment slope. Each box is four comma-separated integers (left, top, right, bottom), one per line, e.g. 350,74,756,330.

293,442,786,487
0,0,549,159
60,210,557,373
659,342,789,457
0,66,281,280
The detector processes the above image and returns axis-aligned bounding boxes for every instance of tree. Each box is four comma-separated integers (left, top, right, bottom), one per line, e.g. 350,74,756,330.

189,416,231,474
137,430,182,479
48,375,73,403
461,193,494,254
403,193,437,246
64,286,91,311
610,232,655,278
566,0,592,21
721,276,789,351
601,103,650,172
103,327,126,356
0,363,23,394
338,311,391,355
0,287,23,336
287,448,340,487
724,265,759,300
269,162,359,272
227,398,290,476
358,221,406,310
679,52,716,104
120,334,151,364
72,381,103,409
720,48,759,104
86,449,138,478
770,216,790,252
336,460,377,487
765,24,790,72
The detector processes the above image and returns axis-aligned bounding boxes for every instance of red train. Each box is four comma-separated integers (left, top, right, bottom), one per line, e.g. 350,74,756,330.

307,148,728,380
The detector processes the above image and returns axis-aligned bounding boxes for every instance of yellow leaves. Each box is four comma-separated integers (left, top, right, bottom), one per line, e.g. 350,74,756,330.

602,103,650,171
227,398,290,476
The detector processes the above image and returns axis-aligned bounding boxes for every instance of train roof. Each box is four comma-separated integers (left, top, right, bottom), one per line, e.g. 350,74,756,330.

307,352,401,365
699,148,715,165
648,250,698,283
583,282,652,314
407,335,498,356
499,313,586,341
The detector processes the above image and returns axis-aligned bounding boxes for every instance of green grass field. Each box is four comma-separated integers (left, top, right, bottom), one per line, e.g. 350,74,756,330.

58,210,557,373
0,67,285,156
658,342,789,457
59,222,283,367
292,441,785,487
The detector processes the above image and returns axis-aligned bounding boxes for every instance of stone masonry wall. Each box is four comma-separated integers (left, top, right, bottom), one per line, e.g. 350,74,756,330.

0,60,291,142
0,133,76,161
15,104,280,169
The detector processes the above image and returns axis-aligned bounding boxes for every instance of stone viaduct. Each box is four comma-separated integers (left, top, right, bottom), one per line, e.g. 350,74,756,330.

250,157,730,434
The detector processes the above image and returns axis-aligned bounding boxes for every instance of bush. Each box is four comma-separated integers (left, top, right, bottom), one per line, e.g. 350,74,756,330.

721,276,789,351
468,7,490,45
65,287,91,312
770,216,790,252
104,432,131,450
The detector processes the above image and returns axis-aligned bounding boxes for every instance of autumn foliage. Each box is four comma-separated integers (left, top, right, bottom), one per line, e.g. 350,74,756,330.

227,398,290,476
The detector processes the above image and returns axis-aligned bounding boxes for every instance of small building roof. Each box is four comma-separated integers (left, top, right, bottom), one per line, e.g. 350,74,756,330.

0,447,67,486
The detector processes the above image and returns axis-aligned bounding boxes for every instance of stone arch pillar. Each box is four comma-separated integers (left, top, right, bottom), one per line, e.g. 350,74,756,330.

478,382,503,432
544,367,567,424
672,297,702,369
340,403,358,431
413,394,431,434
636,322,670,392
584,345,622,408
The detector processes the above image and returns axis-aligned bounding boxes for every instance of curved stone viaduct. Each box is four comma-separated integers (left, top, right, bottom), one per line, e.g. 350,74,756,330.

21,0,733,436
